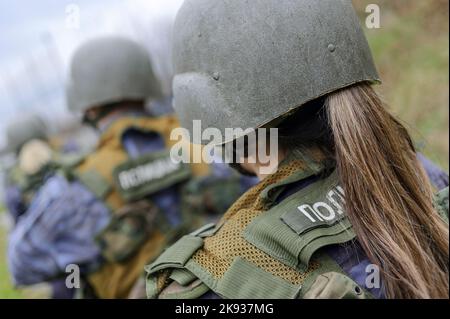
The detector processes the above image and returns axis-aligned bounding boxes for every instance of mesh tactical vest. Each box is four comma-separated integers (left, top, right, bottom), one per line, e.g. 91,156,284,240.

73,115,209,299
146,147,450,299
145,148,375,299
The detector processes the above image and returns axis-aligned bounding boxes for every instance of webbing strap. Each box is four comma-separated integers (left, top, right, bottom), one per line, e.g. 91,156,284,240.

75,169,111,199
189,223,217,237
216,257,301,299
170,269,198,286
146,235,203,274
298,229,356,272
159,280,210,299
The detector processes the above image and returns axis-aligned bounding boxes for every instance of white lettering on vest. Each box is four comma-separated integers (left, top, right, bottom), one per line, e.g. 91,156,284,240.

297,186,345,223
118,157,181,190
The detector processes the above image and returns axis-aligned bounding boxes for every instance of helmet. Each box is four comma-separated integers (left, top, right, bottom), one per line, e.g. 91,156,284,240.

172,0,380,144
66,36,161,114
5,114,47,153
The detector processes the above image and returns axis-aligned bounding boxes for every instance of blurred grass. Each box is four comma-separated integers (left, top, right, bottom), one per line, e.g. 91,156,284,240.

354,0,449,171
0,1,448,299
0,209,22,298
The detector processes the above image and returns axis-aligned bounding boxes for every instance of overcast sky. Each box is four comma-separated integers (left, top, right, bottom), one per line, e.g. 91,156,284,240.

0,0,184,147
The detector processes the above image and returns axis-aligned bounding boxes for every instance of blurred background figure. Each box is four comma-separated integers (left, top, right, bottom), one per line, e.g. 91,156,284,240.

1,114,85,299
0,0,185,298
6,36,170,299
2,114,49,224
7,34,255,299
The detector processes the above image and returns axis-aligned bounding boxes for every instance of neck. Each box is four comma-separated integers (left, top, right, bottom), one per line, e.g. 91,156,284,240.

240,148,287,180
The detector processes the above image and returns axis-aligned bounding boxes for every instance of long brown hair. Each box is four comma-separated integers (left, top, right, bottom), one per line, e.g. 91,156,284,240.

280,82,449,298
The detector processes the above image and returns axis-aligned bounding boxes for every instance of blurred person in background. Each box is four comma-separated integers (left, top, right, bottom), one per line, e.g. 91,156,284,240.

1,114,93,225
146,0,448,299
2,114,51,224
1,113,78,299
7,36,255,299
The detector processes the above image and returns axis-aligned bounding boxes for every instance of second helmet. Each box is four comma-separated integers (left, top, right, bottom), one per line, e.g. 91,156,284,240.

5,114,47,154
66,36,161,114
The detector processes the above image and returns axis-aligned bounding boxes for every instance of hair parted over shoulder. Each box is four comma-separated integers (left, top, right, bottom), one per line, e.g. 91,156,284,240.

282,82,449,298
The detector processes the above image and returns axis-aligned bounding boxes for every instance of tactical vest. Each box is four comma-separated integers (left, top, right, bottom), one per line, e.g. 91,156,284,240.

145,148,373,299
73,115,209,299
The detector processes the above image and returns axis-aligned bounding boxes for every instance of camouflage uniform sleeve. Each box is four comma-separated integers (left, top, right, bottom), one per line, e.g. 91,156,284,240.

181,161,258,220
434,187,449,223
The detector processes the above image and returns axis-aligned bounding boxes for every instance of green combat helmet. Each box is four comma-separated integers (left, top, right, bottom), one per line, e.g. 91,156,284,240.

2,114,49,210
172,0,380,143
66,36,162,115
5,114,47,154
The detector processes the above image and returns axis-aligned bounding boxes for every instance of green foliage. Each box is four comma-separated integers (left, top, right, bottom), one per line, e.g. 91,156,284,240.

358,0,449,170
0,211,23,298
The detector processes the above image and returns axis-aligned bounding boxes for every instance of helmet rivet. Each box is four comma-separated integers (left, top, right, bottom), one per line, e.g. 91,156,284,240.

328,44,336,52
213,72,220,81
